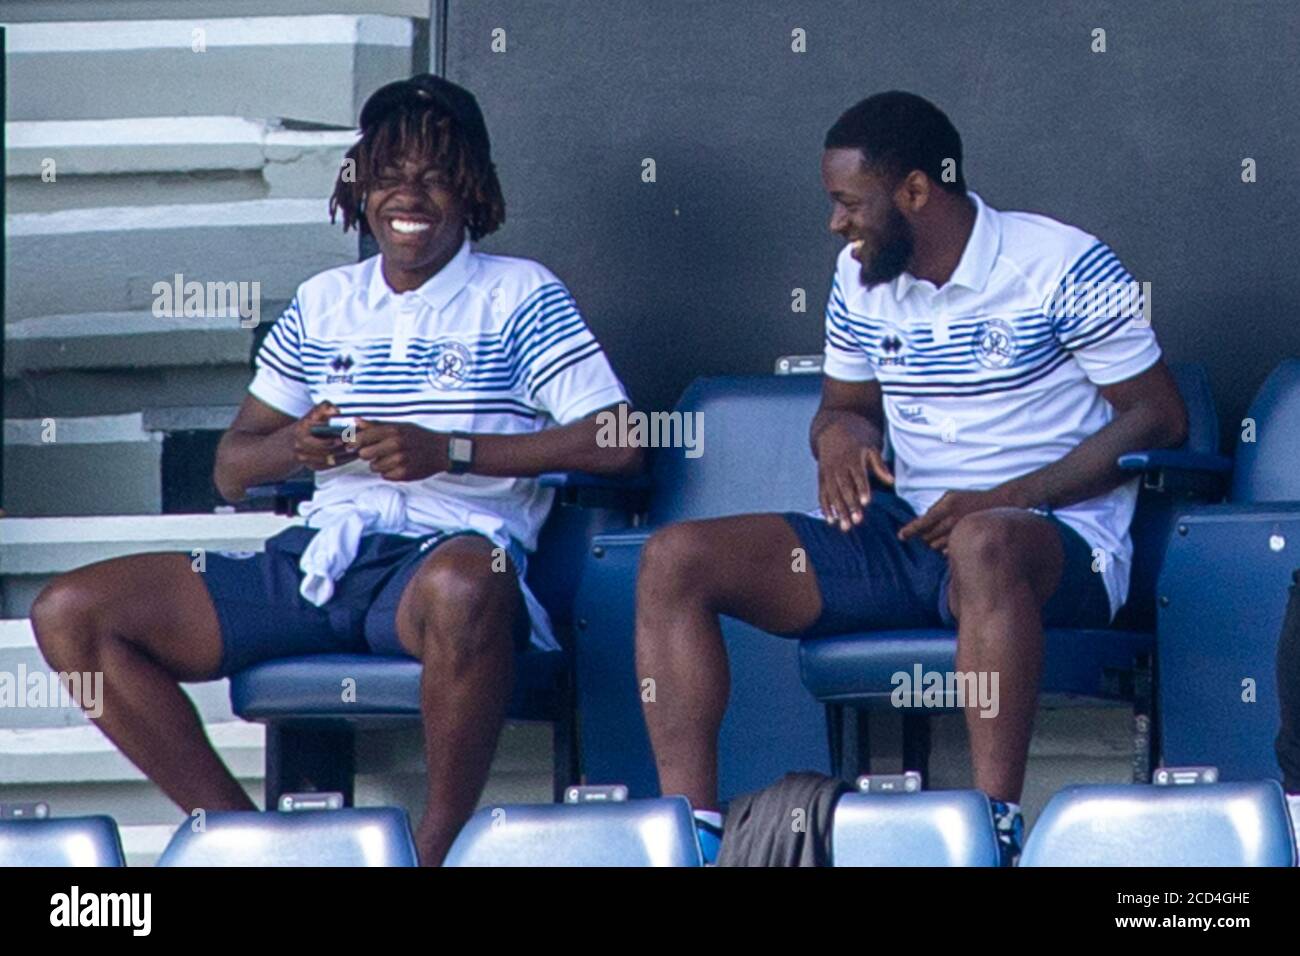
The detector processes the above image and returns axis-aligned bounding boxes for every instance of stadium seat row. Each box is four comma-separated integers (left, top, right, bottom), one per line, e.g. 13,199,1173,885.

229,358,1300,806
2,778,1296,866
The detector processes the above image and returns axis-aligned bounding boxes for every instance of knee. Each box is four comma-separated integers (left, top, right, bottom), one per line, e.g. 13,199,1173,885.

638,522,714,601
947,512,1027,576
405,549,519,663
29,576,104,668
946,512,1056,613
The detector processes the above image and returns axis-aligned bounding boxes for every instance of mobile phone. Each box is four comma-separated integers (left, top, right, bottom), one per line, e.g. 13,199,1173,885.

309,416,356,440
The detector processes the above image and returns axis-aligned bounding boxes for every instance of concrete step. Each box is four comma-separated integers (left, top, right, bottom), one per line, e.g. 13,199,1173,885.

2,413,163,517
7,198,356,322
6,118,356,213
0,620,239,729
0,728,552,867
6,15,415,125
121,823,182,868
0,779,253,828
5,312,256,377
0,1,429,23
4,365,256,421
0,721,265,786
0,508,297,573
0,406,240,518
0,512,299,617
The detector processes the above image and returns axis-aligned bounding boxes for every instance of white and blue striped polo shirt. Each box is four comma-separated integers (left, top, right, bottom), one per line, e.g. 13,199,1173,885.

250,236,629,558
823,192,1162,618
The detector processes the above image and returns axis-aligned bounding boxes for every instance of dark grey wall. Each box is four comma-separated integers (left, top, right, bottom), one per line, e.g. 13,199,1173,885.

449,0,1300,442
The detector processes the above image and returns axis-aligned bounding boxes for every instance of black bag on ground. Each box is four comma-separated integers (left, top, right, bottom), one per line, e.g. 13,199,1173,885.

717,771,850,867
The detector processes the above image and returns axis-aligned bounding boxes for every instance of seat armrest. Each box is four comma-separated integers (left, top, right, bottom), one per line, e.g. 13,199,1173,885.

245,478,315,516
1117,449,1233,499
539,472,653,512
1117,450,1233,474
587,528,654,553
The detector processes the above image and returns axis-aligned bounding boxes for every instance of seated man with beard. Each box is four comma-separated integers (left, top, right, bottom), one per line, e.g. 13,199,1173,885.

634,91,1188,865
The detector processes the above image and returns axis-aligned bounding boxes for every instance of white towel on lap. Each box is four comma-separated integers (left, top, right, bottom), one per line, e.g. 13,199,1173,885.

297,484,410,606
292,476,559,651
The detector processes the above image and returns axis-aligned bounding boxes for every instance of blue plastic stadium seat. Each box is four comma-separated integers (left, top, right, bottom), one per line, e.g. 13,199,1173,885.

231,649,566,720
443,797,702,867
798,363,1223,782
0,816,125,867
229,491,635,806
576,375,834,799
1159,359,1300,780
802,628,1156,703
832,790,1000,867
156,808,417,867
1019,781,1297,867
577,366,1222,797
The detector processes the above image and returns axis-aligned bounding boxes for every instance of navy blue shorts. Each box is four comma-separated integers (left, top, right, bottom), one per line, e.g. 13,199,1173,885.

782,492,1112,637
199,526,530,677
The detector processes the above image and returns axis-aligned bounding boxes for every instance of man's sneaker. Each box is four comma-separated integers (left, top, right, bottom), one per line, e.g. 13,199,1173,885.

693,813,724,866
990,800,1024,867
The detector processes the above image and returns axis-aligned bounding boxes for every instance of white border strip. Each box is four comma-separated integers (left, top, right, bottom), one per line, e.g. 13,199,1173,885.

8,15,412,53
8,198,333,236
4,413,155,445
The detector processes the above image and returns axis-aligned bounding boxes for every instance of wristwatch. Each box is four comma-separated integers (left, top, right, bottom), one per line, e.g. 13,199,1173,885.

447,432,475,474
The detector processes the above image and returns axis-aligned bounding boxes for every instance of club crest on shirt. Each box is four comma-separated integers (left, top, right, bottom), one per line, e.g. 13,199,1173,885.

325,352,358,385
972,318,1018,369
428,339,473,390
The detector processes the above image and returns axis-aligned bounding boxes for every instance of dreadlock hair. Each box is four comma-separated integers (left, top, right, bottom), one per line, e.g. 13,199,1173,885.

329,103,506,240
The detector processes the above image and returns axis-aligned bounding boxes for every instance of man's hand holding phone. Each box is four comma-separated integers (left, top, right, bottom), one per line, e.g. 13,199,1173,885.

815,422,894,532
351,419,450,482
292,402,359,471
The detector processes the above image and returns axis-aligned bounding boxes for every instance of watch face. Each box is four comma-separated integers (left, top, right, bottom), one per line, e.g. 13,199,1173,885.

449,437,473,463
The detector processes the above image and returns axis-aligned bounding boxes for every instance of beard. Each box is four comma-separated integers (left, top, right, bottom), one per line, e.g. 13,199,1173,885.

858,206,914,288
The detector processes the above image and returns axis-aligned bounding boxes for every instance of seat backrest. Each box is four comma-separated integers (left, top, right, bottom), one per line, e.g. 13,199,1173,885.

1171,362,1220,458
831,790,1000,867
527,499,630,632
0,816,125,867
1019,780,1296,867
646,366,1215,631
1230,358,1300,502
443,797,702,867
647,375,822,526
156,808,417,866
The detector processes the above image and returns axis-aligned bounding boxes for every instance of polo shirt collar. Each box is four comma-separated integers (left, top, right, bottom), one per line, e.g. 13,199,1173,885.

892,191,1001,302
366,233,475,311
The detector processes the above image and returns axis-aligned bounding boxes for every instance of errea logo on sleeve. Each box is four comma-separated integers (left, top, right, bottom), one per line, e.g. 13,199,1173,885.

326,352,358,385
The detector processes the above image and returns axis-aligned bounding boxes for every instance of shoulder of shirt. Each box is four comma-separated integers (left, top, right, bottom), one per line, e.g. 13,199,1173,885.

993,206,1107,281
467,250,568,308
289,259,371,324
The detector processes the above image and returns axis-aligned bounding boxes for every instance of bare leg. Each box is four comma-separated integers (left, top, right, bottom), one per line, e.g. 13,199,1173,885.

30,554,256,813
945,510,1064,803
635,514,823,810
394,535,523,866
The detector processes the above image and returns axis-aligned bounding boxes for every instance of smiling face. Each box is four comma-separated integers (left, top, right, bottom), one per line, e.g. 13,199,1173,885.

363,151,468,286
821,146,914,289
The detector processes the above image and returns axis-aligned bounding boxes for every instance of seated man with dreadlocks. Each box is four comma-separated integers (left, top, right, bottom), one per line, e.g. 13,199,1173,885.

30,76,639,865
